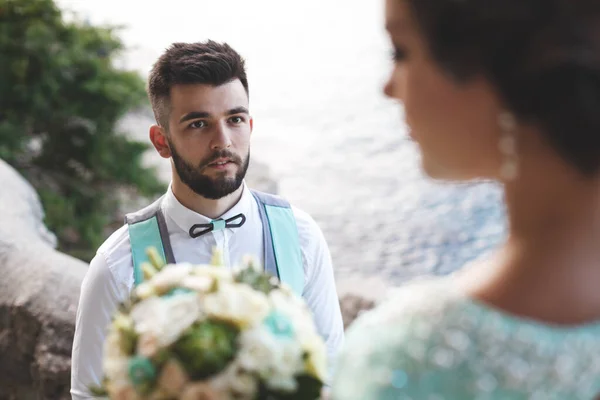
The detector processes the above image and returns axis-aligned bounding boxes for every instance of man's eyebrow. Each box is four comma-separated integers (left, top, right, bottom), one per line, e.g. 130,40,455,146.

227,107,249,115
179,111,211,123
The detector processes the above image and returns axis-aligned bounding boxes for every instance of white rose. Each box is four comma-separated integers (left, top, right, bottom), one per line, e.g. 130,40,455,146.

269,289,320,345
237,326,280,373
293,312,321,344
149,263,193,292
130,297,162,334
269,289,312,324
267,289,326,380
180,275,213,292
278,340,304,377
131,293,201,347
203,283,270,328
238,326,303,383
162,293,202,339
239,337,302,392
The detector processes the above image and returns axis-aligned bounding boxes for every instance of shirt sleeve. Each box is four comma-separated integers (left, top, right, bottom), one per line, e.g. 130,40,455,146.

70,251,125,399
293,207,345,382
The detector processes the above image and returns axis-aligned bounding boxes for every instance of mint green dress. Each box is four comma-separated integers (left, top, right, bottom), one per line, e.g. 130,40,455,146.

331,277,600,400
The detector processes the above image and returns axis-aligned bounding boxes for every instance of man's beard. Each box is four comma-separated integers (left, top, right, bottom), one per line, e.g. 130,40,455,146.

169,141,250,200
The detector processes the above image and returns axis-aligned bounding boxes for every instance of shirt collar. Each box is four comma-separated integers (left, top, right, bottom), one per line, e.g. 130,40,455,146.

162,182,254,236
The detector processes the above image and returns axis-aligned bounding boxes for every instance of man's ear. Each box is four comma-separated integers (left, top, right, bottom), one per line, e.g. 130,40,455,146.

249,117,254,135
149,125,172,158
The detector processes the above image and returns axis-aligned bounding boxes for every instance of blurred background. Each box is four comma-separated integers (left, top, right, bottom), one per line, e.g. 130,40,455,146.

3,0,507,298
0,1,510,396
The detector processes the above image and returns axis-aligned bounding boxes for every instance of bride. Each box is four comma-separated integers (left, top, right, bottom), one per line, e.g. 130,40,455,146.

331,0,600,398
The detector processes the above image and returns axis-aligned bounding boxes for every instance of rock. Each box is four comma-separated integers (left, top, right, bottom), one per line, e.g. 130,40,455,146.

339,294,376,330
336,276,389,329
0,159,88,400
0,160,58,249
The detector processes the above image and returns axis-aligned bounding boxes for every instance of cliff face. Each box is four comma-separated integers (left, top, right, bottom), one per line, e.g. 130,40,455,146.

0,159,87,400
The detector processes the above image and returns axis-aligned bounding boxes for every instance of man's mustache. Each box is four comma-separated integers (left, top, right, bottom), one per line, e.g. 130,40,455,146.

199,150,242,169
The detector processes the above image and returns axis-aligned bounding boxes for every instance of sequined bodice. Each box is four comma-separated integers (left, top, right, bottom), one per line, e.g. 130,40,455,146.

331,277,600,400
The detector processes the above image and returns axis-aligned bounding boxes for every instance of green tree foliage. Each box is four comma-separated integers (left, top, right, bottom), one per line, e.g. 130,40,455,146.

0,0,165,260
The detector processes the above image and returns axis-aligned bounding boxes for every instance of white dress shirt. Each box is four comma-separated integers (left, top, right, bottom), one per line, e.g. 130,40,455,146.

70,183,344,398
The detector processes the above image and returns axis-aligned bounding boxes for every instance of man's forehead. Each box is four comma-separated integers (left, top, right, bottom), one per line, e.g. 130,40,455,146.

169,80,248,112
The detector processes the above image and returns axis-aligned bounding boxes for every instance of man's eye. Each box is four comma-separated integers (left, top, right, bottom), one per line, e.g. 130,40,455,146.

189,120,206,129
230,116,244,124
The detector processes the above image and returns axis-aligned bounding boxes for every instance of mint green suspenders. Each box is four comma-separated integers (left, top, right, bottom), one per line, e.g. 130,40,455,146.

125,190,304,296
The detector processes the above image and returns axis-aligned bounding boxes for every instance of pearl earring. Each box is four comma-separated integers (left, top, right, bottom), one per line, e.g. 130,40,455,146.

498,112,518,181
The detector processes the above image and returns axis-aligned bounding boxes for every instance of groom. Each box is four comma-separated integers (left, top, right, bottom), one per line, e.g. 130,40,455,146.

70,40,344,398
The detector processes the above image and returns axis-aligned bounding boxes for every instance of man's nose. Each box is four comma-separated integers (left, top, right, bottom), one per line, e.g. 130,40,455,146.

210,122,232,150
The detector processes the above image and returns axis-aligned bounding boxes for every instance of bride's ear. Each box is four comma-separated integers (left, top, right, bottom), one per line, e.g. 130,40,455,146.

150,125,171,158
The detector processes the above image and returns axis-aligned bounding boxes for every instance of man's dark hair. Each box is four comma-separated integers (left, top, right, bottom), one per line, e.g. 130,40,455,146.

405,0,600,176
147,40,249,129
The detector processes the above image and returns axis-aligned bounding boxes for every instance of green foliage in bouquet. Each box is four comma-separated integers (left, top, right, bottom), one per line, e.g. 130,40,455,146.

234,261,280,295
172,320,239,380
0,0,165,261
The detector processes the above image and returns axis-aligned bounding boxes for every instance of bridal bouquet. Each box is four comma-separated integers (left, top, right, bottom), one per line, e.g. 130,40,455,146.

92,248,326,400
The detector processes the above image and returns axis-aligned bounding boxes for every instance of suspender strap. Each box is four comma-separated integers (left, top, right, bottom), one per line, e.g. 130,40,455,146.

125,196,176,286
253,192,279,279
251,190,304,296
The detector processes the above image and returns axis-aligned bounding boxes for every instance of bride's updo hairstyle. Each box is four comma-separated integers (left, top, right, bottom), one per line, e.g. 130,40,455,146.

404,0,600,176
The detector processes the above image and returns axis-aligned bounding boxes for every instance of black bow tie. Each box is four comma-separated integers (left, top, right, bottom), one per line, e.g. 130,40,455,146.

188,213,246,238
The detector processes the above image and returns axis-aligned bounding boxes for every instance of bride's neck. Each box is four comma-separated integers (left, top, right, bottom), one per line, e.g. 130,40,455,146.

505,158,600,249
465,157,600,325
